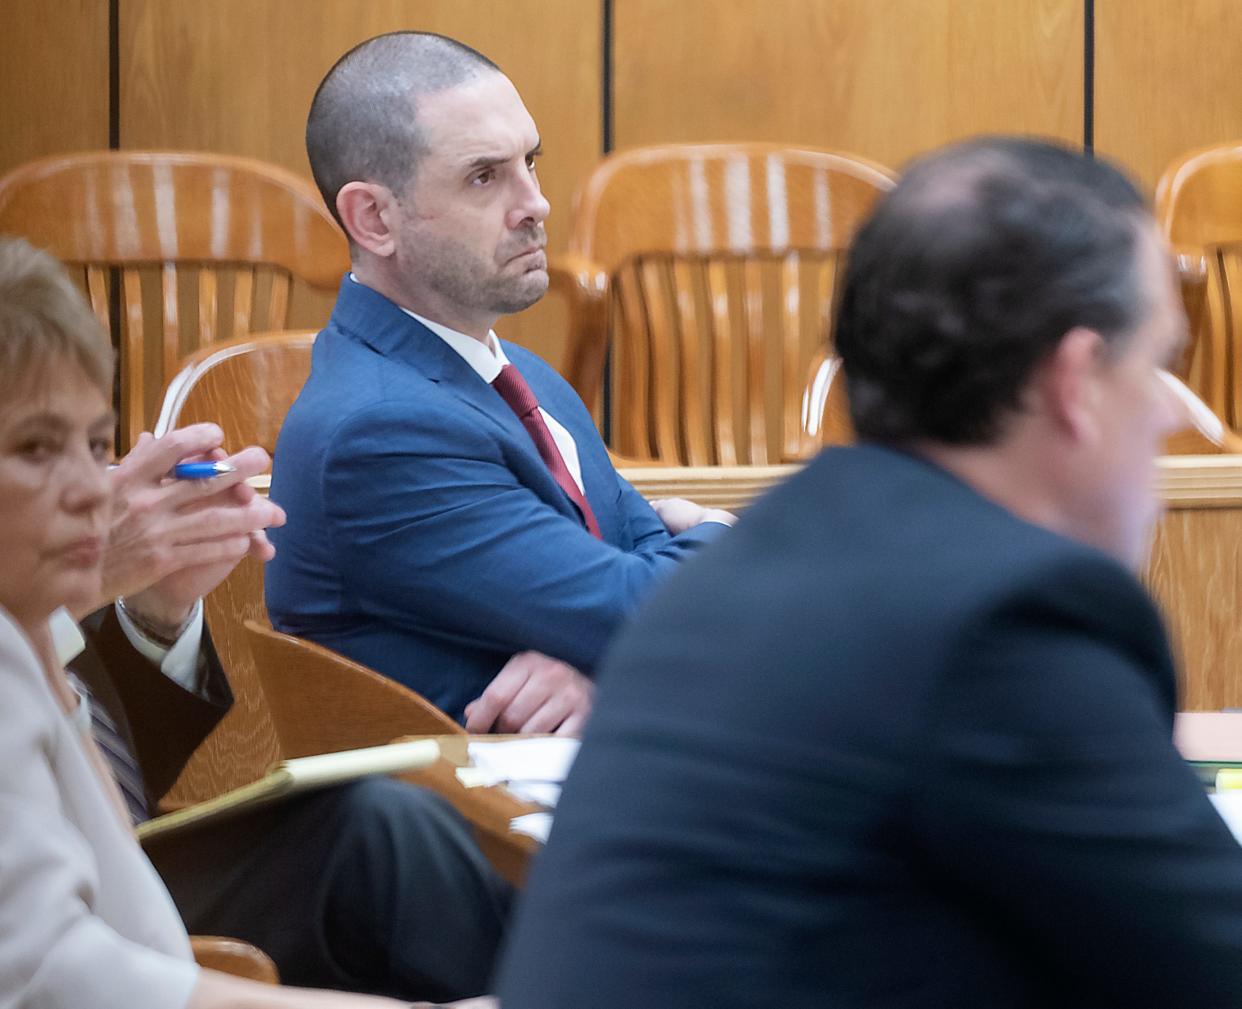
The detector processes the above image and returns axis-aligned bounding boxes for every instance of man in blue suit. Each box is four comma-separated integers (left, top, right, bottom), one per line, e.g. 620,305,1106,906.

267,32,733,731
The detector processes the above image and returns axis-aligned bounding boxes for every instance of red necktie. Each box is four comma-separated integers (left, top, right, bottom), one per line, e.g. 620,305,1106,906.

492,364,602,539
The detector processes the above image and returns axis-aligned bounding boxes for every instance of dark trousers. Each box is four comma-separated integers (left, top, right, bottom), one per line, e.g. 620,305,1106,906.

145,777,514,1001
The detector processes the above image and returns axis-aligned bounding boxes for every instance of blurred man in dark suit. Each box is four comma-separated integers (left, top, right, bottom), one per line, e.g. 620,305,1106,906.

499,137,1242,1008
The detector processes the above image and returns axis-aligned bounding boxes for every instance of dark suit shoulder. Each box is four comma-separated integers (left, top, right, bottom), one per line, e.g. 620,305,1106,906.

76,606,231,805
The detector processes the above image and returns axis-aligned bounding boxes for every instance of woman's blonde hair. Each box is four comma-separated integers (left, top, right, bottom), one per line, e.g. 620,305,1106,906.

0,236,113,398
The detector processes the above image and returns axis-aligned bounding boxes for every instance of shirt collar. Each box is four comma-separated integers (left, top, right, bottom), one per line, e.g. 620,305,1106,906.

49,607,86,667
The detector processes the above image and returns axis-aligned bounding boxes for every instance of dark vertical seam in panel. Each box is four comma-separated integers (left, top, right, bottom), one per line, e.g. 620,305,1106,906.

602,0,614,155
109,0,120,149
1083,0,1095,153
601,0,614,442
108,0,123,430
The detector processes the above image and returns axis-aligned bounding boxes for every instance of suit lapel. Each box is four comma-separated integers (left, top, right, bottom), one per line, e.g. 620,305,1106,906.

331,277,531,442
330,278,586,524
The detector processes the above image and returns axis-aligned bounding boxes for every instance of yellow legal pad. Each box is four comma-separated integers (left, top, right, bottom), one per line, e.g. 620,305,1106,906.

136,738,440,842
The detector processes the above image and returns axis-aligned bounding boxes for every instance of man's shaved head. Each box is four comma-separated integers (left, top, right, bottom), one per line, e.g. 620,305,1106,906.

306,31,501,230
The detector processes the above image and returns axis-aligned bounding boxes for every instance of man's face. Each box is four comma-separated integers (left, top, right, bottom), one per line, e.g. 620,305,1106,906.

389,72,550,334
1076,224,1187,568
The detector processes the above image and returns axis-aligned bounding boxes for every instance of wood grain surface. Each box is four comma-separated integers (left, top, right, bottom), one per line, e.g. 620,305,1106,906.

0,0,109,176
613,0,1082,169
1096,0,1242,193
117,0,602,364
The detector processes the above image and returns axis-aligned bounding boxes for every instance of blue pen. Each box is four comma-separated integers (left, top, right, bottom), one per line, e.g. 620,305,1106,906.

174,461,236,479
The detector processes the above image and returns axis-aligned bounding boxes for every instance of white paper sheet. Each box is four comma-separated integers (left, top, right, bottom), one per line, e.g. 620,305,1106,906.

1209,792,1242,844
457,737,580,811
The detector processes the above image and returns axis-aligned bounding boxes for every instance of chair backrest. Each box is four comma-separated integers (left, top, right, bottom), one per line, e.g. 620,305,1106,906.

801,351,1242,457
244,619,463,760
155,331,316,806
564,143,895,465
0,151,347,448
154,329,317,450
801,348,855,449
1156,141,1242,429
1161,369,1242,454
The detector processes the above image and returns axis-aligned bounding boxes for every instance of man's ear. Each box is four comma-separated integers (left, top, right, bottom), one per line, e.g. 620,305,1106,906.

1037,326,1105,445
336,182,399,258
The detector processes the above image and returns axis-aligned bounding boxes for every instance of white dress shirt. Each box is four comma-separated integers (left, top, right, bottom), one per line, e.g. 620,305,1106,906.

403,307,586,495
347,274,586,495
114,599,204,692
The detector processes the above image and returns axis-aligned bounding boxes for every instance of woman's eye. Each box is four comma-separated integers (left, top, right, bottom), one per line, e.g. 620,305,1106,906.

473,169,495,185
17,438,55,460
89,437,113,462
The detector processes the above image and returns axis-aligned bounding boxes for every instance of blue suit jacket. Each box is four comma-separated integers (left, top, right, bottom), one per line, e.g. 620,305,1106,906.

266,278,722,720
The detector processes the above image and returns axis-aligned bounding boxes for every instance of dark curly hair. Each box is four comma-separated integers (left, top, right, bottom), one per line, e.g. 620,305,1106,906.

835,137,1148,445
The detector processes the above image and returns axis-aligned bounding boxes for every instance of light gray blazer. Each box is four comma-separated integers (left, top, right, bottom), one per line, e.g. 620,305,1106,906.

0,607,197,1009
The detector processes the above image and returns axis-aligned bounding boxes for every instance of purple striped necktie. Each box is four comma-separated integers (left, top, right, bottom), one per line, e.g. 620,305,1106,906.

69,673,149,825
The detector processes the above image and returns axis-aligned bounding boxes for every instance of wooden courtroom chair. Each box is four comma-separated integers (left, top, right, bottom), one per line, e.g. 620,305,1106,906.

153,331,316,808
556,142,895,465
243,618,462,760
798,350,1242,456
242,621,544,885
1156,141,1242,430
800,347,855,449
0,151,347,449
1161,369,1242,454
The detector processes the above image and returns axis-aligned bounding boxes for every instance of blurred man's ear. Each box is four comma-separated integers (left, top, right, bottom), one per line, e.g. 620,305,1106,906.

1037,326,1106,446
336,182,399,258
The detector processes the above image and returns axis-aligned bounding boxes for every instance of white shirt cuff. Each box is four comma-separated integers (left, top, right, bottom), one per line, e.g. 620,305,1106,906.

114,600,205,693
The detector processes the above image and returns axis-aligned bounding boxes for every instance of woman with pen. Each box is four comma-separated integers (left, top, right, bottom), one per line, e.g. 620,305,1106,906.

0,235,488,1009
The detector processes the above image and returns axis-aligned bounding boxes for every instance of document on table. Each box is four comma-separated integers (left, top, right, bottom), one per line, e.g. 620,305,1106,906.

457,737,581,808
511,812,555,843
1210,792,1242,845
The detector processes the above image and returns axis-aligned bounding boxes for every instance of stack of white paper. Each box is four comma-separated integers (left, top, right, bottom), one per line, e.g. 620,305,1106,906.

1210,792,1242,845
458,737,581,809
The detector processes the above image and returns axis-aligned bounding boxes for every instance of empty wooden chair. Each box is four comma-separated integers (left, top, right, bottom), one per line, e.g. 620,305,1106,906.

153,331,316,806
798,351,1242,456
0,151,347,448
1156,141,1242,429
154,329,317,451
558,143,895,465
800,347,855,449
244,619,462,760
1161,369,1242,454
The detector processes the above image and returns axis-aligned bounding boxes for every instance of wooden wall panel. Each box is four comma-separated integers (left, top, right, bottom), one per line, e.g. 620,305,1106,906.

1148,505,1242,712
1097,0,1242,195
118,0,602,362
0,0,109,177
614,0,1082,171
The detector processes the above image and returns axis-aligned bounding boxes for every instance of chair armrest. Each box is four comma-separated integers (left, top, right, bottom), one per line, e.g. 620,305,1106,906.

1172,245,1209,379
548,253,609,413
190,935,279,983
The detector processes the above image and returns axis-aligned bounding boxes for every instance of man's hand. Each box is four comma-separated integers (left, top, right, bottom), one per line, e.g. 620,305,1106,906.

98,424,286,632
464,652,593,736
649,497,737,535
